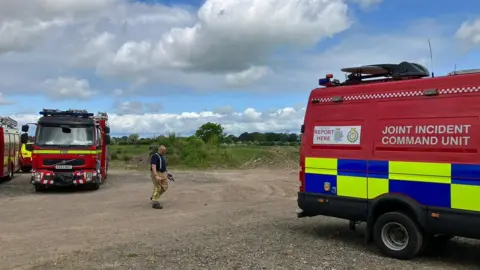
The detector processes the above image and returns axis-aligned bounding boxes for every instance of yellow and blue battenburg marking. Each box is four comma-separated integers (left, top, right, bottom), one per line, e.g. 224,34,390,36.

304,157,480,212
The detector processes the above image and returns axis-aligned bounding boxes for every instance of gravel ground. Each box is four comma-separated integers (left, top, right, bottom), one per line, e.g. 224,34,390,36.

1,169,479,270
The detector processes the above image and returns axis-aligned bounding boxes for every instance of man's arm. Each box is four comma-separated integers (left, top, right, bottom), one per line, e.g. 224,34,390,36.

151,154,158,174
151,164,156,174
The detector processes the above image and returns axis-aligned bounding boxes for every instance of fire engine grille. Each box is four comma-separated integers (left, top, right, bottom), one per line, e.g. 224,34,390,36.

43,159,86,166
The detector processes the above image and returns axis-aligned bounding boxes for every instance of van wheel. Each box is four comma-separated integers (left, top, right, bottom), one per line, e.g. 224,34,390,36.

419,233,454,254
373,212,423,260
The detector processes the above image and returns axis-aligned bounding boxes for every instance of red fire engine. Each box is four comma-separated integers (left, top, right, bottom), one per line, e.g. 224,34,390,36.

0,117,21,180
20,109,111,191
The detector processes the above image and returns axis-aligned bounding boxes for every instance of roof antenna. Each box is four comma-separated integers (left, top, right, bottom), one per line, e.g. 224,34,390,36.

428,39,434,77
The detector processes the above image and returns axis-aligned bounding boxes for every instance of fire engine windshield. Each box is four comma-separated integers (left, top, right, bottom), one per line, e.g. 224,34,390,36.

35,125,94,146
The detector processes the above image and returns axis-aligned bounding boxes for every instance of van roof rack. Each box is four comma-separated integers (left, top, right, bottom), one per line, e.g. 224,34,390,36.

448,69,480,76
319,61,430,87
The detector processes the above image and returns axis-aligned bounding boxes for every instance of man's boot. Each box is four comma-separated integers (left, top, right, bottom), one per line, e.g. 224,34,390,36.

152,202,163,209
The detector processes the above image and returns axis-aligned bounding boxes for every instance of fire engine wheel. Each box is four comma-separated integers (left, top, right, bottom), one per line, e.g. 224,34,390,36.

373,212,423,260
22,166,32,173
88,175,101,190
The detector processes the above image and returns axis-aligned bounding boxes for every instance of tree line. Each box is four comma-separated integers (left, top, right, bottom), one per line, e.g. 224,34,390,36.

111,122,301,146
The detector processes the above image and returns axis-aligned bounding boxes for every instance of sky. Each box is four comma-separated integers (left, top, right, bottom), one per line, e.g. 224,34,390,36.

1,0,480,137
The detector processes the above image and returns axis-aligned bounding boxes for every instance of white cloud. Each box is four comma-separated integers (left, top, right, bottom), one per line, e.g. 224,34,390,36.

213,105,234,115
43,77,97,100
37,0,120,13
11,106,305,136
0,19,65,54
0,0,122,54
0,0,196,95
0,0,462,105
456,18,480,49
264,19,456,93
225,66,271,87
352,0,382,9
94,0,351,85
73,32,116,67
113,89,124,96
0,93,14,105
113,100,163,115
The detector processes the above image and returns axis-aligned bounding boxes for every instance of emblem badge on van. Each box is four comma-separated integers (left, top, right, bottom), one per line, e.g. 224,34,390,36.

347,128,360,143
324,182,330,192
333,128,343,142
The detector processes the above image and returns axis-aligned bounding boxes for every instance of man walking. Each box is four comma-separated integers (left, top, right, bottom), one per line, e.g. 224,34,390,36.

150,145,169,209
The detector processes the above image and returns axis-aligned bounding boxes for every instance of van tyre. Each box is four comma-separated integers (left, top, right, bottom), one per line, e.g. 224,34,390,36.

419,233,454,254
373,212,423,260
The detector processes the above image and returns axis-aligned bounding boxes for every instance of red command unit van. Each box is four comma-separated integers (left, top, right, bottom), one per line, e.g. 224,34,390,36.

297,62,480,259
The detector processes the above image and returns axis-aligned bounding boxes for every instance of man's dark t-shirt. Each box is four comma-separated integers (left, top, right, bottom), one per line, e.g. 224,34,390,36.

151,153,167,173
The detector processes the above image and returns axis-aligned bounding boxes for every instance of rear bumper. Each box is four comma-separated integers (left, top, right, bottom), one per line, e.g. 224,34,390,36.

297,192,368,221
31,170,99,187
296,208,308,218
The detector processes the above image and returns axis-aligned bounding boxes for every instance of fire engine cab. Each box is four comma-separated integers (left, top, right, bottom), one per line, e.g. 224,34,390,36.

20,109,111,191
297,62,480,259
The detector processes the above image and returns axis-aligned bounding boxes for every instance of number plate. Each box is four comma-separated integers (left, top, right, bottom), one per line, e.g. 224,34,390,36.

55,165,72,169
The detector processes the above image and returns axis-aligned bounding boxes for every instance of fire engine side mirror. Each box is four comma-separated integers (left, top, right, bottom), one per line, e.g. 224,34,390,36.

105,135,111,145
20,133,28,144
104,127,110,134
21,124,29,132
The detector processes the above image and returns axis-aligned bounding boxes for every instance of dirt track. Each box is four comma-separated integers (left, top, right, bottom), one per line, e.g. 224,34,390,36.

1,169,479,269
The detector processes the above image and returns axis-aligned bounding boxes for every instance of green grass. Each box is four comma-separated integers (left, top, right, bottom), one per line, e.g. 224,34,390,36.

110,145,149,155
108,137,299,170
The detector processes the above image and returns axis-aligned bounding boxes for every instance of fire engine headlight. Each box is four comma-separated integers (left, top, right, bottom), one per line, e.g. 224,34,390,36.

85,172,93,181
33,172,42,181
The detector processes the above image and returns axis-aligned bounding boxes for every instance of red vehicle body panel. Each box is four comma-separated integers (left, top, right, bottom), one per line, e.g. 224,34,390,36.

300,73,480,177
21,156,32,167
0,126,20,178
96,118,110,176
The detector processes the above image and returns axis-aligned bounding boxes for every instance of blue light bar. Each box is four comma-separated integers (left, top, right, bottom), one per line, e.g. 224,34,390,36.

319,78,330,86
39,110,94,118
